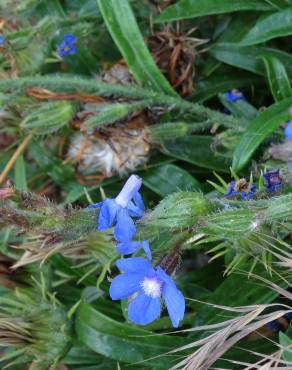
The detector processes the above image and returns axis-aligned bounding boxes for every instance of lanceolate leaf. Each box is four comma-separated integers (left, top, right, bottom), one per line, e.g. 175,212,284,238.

14,154,27,191
142,164,202,196
192,74,261,103
211,43,292,76
76,301,189,368
97,0,176,96
232,97,292,171
155,0,273,22
279,332,292,363
239,8,292,46
262,56,292,102
163,136,231,172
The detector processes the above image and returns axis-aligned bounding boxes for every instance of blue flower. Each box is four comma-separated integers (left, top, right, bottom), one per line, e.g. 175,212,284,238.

284,311,292,321
266,319,281,332
285,120,292,139
57,34,78,58
224,89,246,103
117,240,152,260
110,257,185,327
0,36,6,46
263,169,283,193
225,179,256,200
89,175,144,243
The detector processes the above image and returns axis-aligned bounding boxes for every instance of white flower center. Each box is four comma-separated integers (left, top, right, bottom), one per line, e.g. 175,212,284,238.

141,277,162,298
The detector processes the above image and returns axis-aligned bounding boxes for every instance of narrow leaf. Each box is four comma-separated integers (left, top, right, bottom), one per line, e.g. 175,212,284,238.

211,43,292,77
155,0,273,22
142,164,202,197
76,301,188,368
163,136,231,172
232,98,292,171
97,0,176,95
279,331,292,363
240,8,292,46
14,154,27,191
261,56,292,101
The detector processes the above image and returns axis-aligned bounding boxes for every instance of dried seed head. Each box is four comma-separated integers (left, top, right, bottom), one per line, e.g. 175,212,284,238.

67,121,150,181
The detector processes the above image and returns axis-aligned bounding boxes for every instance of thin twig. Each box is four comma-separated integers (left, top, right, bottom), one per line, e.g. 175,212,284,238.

0,132,34,185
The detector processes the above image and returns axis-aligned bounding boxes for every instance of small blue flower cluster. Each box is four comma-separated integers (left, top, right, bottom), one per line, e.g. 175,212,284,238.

225,170,283,200
225,179,256,200
285,120,292,139
56,34,78,59
266,311,292,332
90,175,185,327
263,169,283,193
224,89,246,103
0,35,6,46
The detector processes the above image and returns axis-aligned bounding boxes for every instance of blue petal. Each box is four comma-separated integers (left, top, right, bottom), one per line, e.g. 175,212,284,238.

87,201,103,209
117,240,152,260
114,208,136,242
128,294,161,325
134,192,145,211
156,266,174,286
156,267,185,327
98,199,119,231
127,201,144,218
116,257,153,274
64,34,77,43
117,241,140,255
141,240,152,260
285,120,292,139
109,272,143,300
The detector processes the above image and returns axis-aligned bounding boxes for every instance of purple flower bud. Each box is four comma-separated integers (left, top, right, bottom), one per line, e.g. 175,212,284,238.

225,179,256,200
115,175,142,208
90,175,145,244
263,169,283,193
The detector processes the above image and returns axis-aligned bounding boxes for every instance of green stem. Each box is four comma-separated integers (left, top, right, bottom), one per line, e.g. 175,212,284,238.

0,76,241,128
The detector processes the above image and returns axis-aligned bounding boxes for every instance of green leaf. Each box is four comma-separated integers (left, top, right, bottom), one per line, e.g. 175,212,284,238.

211,43,292,76
97,0,176,95
219,93,258,121
84,100,151,130
261,56,292,101
189,264,285,332
232,97,292,171
217,13,261,44
142,164,202,197
192,74,260,103
155,0,273,22
279,331,292,363
14,154,27,191
240,8,292,46
76,301,188,368
21,101,75,134
163,136,231,172
265,0,292,9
